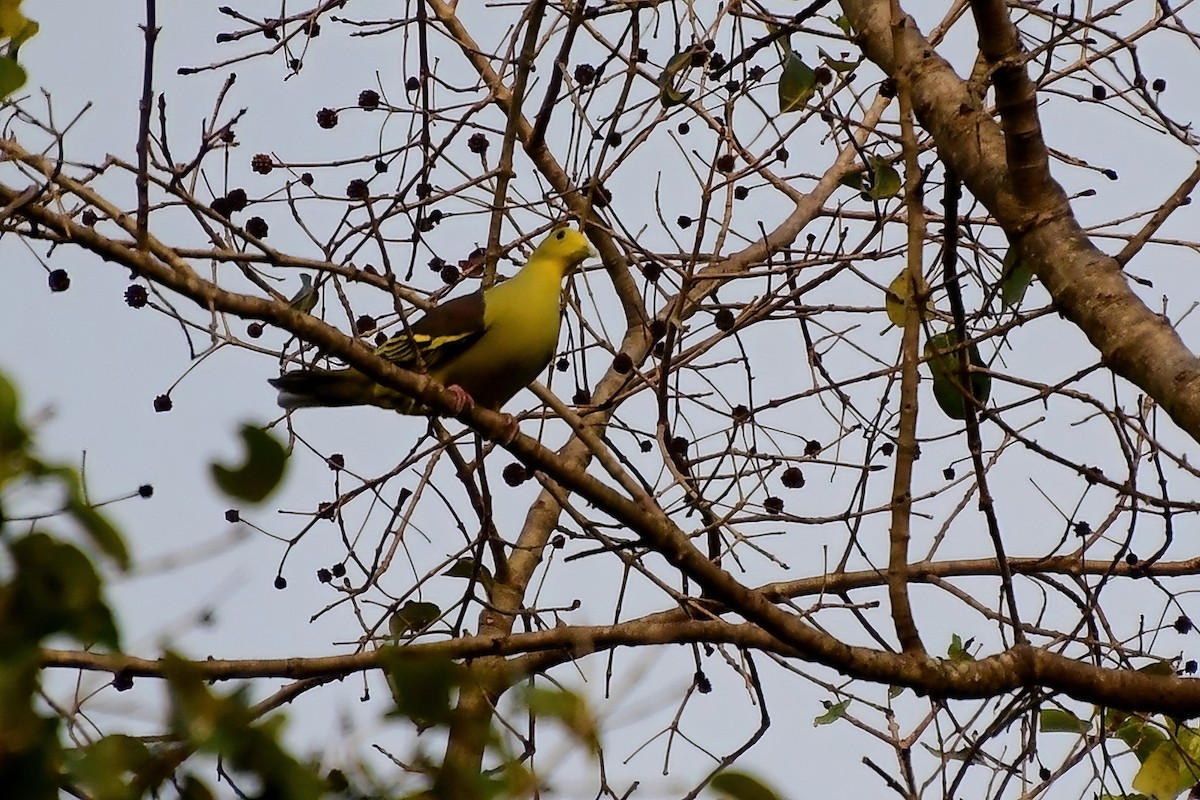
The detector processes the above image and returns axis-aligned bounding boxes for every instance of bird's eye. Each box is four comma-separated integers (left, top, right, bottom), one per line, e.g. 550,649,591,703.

556,230,565,239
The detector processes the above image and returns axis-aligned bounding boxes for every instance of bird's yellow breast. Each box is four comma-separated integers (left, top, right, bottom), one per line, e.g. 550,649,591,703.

431,258,564,410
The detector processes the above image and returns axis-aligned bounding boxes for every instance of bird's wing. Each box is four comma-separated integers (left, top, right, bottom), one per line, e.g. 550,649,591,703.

374,289,487,370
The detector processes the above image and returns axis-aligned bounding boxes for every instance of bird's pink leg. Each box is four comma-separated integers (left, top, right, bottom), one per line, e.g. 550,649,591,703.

446,384,476,414
496,413,520,445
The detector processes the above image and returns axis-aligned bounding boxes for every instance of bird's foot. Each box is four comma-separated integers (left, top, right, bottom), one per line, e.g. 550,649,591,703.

446,384,476,414
496,413,521,445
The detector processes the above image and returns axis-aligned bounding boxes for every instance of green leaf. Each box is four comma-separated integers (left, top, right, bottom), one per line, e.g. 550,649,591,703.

818,46,861,73
444,557,494,593
210,424,288,503
814,698,851,726
778,50,816,113
67,735,155,800
947,633,976,662
866,155,901,199
388,600,442,637
658,49,695,108
925,331,991,421
162,653,324,800
382,651,462,730
5,533,119,649
1000,248,1035,309
0,55,24,99
1040,708,1091,734
66,496,129,570
1114,715,1169,762
710,771,784,800
525,687,599,752
828,14,853,37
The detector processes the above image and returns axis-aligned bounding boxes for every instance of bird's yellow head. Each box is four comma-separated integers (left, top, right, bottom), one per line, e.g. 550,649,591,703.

532,226,593,273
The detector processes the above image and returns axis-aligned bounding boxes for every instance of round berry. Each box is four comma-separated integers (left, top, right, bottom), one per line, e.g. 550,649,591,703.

226,188,248,212
300,172,314,186
502,462,529,487
355,314,376,334
1153,77,1167,92
274,575,287,589
316,107,339,129
574,63,596,86
138,484,154,498
210,196,233,219
734,185,749,200
572,388,590,405
346,179,369,200
247,322,263,338
467,133,489,154
612,352,633,374
405,76,420,92
125,285,149,308
48,269,70,292
715,154,736,173
713,308,735,331
331,563,346,578
317,568,332,583
814,65,832,85
358,89,380,109
251,153,273,174
245,216,269,238
763,496,784,514
225,509,240,522
81,209,98,226
1091,84,1107,101
677,215,692,229
781,467,805,489
327,453,345,470
153,394,172,412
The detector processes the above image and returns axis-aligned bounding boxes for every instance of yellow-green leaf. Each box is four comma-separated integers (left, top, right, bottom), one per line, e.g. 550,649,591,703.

210,424,288,503
885,269,933,328
711,771,784,800
1132,741,1196,800
778,50,816,113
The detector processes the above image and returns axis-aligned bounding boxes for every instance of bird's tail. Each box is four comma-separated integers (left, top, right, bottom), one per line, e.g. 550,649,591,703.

270,368,379,410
